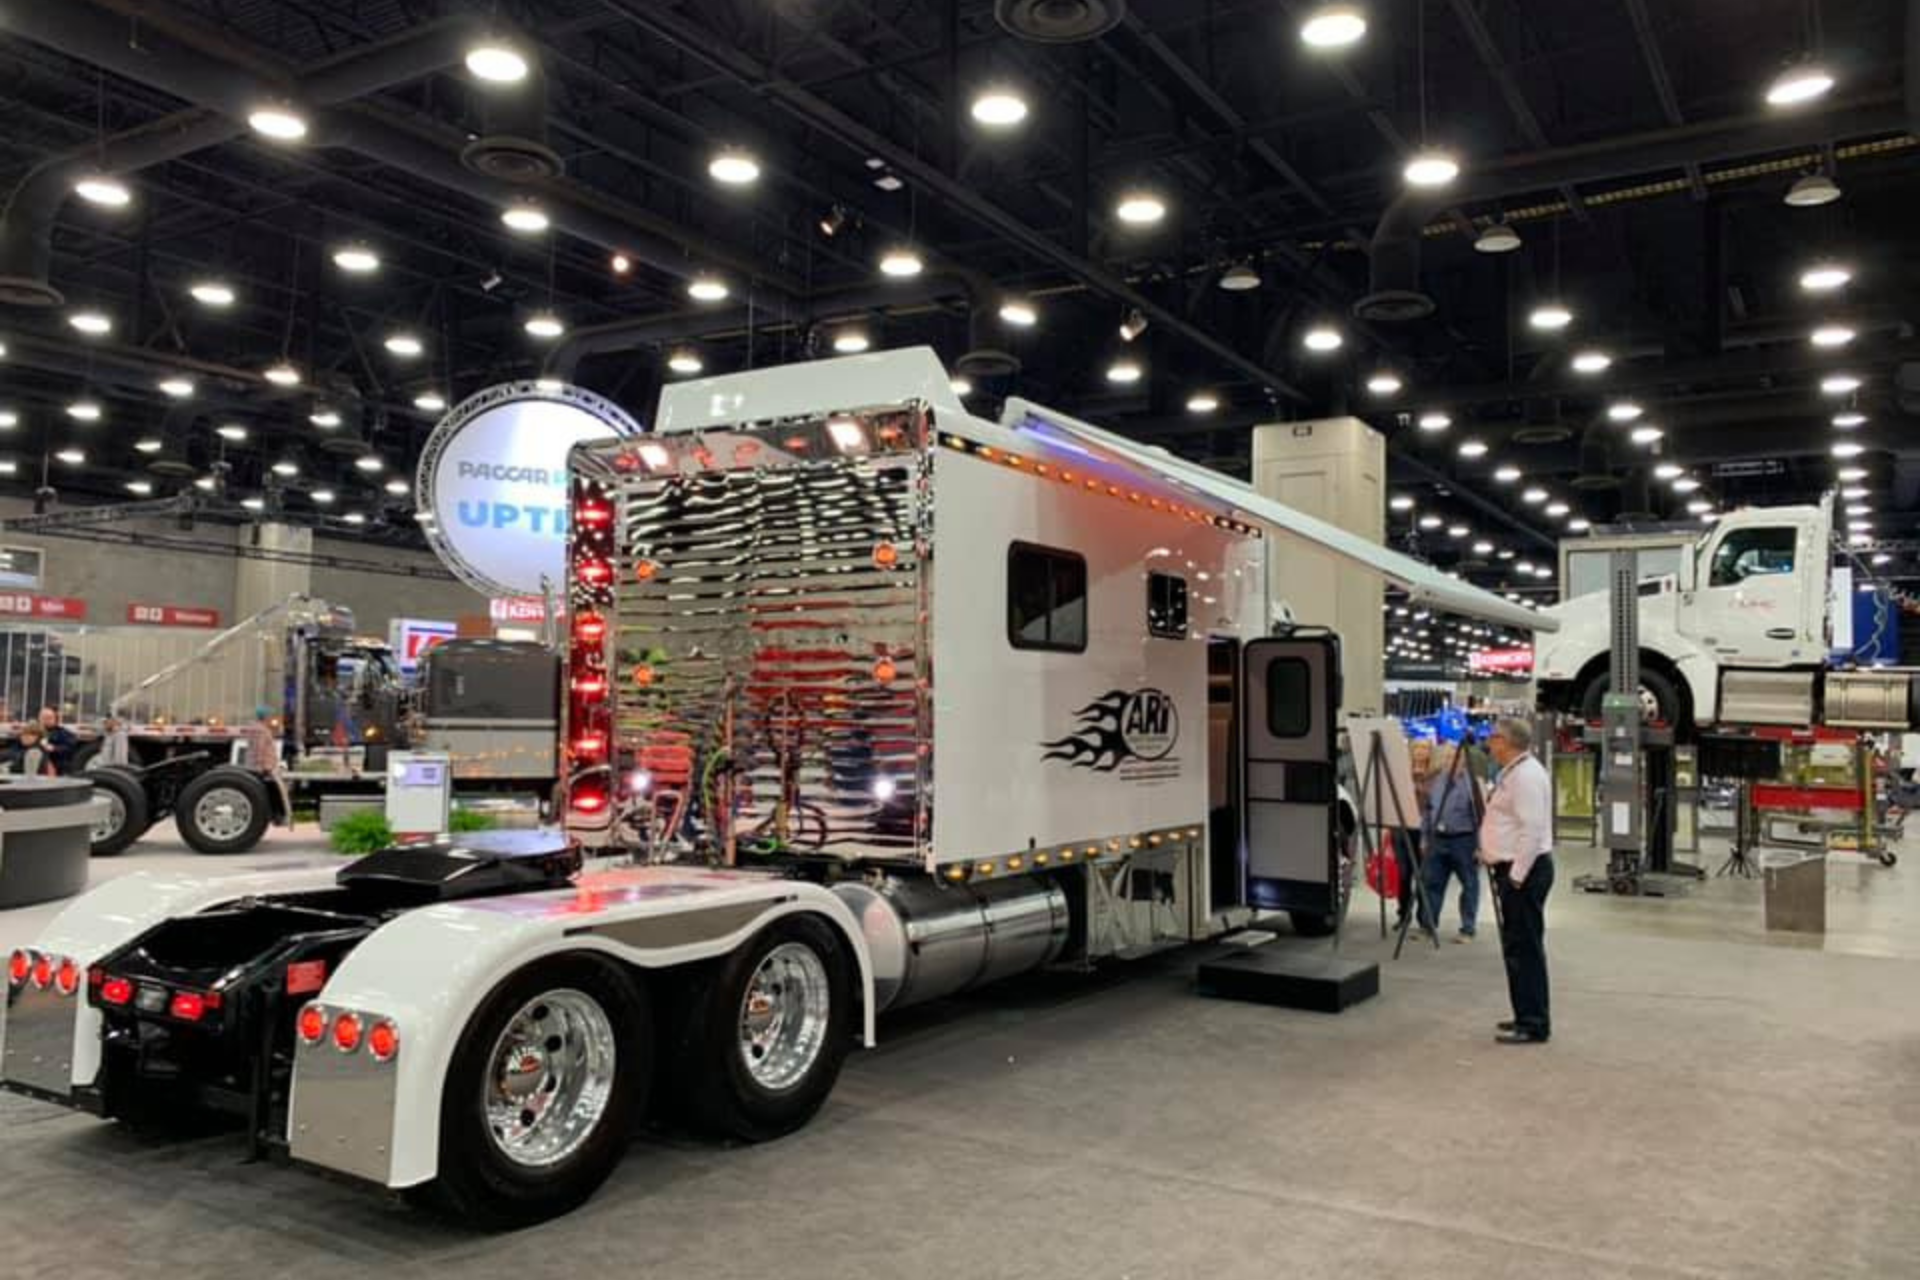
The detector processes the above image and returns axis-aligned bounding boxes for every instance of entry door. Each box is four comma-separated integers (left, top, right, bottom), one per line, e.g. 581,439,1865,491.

1240,634,1341,915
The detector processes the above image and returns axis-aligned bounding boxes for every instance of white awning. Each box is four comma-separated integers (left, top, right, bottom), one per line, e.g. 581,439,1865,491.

1006,400,1557,634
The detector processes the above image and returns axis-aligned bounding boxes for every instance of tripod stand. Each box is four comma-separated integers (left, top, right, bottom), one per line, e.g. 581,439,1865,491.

1422,740,1488,942
1352,727,1439,958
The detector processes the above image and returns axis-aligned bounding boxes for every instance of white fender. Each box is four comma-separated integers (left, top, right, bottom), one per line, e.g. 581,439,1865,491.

291,865,874,1188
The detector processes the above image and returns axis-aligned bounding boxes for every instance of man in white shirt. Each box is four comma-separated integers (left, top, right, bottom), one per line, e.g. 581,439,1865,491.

1477,718,1555,1045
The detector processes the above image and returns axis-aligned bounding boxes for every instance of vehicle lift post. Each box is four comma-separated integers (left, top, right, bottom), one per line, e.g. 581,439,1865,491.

1577,551,1704,896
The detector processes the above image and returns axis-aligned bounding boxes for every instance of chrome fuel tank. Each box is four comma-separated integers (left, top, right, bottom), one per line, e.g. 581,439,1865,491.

832,875,1070,1013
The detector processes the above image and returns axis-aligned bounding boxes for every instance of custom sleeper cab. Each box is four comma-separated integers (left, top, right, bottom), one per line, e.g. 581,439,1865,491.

4,349,1544,1228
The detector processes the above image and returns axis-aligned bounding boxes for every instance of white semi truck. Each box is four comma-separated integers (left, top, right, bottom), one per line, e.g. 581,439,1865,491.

2,350,1546,1227
1533,499,1918,735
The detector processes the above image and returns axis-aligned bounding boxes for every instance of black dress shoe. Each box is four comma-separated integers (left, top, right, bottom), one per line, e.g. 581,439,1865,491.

1494,1029,1549,1045
1496,1020,1516,1032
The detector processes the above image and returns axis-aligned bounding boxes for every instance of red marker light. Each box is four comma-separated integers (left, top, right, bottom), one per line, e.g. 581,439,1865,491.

332,1011,364,1053
7,950,29,985
574,497,613,527
872,657,898,684
571,673,609,699
55,958,79,996
570,785,610,815
576,559,613,586
297,1004,327,1044
572,734,607,759
634,559,659,581
170,991,208,1022
872,542,899,569
633,664,657,688
368,1020,400,1062
574,613,608,644
30,955,51,989
100,976,134,1006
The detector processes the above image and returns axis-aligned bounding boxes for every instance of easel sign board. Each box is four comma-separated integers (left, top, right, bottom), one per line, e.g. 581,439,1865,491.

1350,715,1421,830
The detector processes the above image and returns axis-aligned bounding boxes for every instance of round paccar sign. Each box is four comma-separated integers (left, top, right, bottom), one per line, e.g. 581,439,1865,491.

417,381,640,598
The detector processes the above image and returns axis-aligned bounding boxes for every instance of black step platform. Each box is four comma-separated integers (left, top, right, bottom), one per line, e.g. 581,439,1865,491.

1196,947,1380,1013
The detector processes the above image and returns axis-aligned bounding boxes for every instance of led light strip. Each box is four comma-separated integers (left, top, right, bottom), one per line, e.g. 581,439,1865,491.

940,823,1207,883
938,434,1261,538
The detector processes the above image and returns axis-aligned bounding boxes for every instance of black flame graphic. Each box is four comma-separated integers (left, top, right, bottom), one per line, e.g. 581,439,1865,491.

1040,690,1135,773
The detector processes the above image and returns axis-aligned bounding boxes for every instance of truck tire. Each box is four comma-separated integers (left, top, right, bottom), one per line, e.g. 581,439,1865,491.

1579,665,1685,732
676,914,853,1142
174,768,273,854
88,767,151,856
69,741,101,774
418,953,651,1230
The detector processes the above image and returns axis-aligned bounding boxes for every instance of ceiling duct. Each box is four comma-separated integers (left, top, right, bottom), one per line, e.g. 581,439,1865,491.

994,0,1126,42
1572,425,1622,490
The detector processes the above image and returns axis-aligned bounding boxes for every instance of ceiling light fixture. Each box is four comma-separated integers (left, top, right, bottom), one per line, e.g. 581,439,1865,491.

1458,439,1488,458
1571,350,1612,374
55,448,86,466
1300,4,1368,48
1522,487,1549,505
134,437,163,454
343,512,367,526
951,377,974,397
271,459,300,477
1493,465,1522,483
832,328,872,354
1834,411,1867,429
158,376,195,399
1302,324,1343,353
332,244,380,273
1838,466,1868,482
309,408,342,428
1607,400,1644,422
189,280,235,307
878,246,925,278
355,455,385,473
66,399,102,423
216,423,248,441
311,488,335,504
1186,392,1220,414
523,311,566,340
501,201,550,234
74,175,132,208
1630,425,1664,445
1115,190,1168,225
1654,462,1683,480
263,361,300,386
1389,494,1415,511
1568,517,1592,532
1832,441,1866,459
1785,173,1842,207
1366,371,1403,396
708,147,762,185
1800,261,1853,292
1119,309,1149,343
1811,323,1856,348
1403,150,1461,188
68,309,111,336
667,347,704,375
999,297,1038,327
413,392,447,413
1528,302,1573,331
970,86,1030,127
1106,357,1144,385
1545,500,1571,517
1821,373,1862,396
1417,411,1451,432
610,253,632,275
384,332,424,358
1475,221,1522,254
0,411,16,430
687,275,729,302
1766,60,1835,108
384,478,409,496
1218,262,1262,292
247,103,309,141
465,41,530,83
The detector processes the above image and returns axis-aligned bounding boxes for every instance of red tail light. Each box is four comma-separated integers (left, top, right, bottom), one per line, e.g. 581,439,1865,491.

170,992,209,1022
367,1019,400,1062
332,1011,364,1052
571,673,609,699
30,955,51,989
574,497,613,527
100,976,134,1006
7,950,28,985
572,733,607,760
570,783,610,815
297,1004,327,1044
574,613,608,644
576,558,613,587
54,958,79,996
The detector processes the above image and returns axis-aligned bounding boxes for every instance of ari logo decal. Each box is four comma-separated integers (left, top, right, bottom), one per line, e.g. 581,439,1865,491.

1042,689,1180,773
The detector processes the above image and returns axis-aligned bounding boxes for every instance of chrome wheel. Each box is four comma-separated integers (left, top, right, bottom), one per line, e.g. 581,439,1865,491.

738,942,830,1092
92,792,126,843
193,787,254,842
483,989,617,1169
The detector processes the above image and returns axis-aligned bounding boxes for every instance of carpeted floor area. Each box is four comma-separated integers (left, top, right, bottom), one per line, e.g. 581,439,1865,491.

1,826,1914,1279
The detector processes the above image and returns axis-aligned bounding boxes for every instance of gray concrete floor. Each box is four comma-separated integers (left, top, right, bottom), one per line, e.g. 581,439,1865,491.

2,821,1916,1278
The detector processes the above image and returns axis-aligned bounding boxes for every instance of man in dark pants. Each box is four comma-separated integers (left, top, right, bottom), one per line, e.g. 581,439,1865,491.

1478,718,1555,1045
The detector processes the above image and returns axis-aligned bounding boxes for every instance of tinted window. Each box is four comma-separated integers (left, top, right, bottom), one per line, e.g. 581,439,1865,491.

1008,544,1088,653
1147,572,1189,639
1709,527,1797,587
1266,658,1313,738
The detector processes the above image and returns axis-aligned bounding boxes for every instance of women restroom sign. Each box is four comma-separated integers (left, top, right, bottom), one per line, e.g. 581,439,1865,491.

417,381,641,598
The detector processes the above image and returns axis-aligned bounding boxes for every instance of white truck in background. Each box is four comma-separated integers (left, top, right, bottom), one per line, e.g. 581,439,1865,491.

1533,499,1916,734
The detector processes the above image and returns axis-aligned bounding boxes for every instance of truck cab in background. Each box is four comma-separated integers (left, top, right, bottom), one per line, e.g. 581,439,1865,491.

1534,501,1838,732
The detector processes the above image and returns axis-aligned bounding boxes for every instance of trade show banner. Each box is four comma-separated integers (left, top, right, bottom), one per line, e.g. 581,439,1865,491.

417,381,641,598
389,617,459,672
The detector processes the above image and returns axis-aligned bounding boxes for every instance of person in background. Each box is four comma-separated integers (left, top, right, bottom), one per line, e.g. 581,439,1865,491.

37,706,78,773
1394,739,1436,932
1478,718,1555,1045
1424,742,1483,942
11,724,55,776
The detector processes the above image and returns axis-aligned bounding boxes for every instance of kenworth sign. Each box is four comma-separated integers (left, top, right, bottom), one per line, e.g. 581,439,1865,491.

418,381,641,598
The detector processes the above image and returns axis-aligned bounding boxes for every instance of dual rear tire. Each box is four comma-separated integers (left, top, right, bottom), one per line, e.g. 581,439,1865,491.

423,916,854,1229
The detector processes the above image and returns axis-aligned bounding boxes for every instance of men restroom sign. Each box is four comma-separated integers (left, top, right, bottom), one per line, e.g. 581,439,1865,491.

417,380,641,597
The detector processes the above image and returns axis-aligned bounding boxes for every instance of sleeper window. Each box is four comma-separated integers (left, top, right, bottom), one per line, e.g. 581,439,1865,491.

1008,543,1088,653
1147,572,1189,639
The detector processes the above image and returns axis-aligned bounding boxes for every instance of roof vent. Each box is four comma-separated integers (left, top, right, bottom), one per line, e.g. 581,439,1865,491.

995,0,1125,42
461,136,563,182
1353,288,1435,323
0,275,63,308
956,347,1020,379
